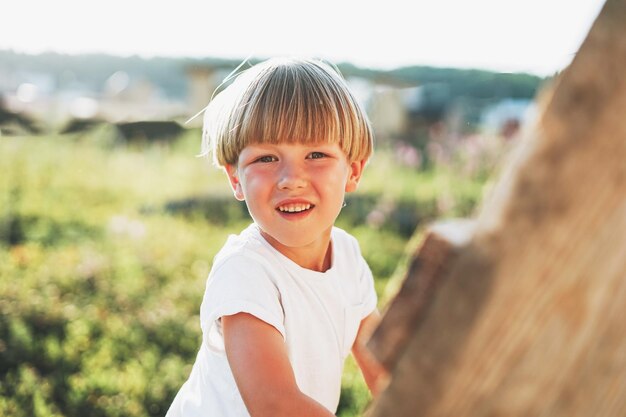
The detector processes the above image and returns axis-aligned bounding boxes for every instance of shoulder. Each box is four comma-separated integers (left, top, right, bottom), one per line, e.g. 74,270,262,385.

332,226,363,256
332,226,359,245
331,227,373,284
212,224,274,273
203,227,284,299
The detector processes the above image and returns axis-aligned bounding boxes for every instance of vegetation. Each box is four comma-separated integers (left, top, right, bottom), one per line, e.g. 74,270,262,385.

0,129,493,416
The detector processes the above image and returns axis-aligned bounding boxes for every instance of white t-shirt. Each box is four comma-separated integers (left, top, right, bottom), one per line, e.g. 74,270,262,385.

166,223,377,417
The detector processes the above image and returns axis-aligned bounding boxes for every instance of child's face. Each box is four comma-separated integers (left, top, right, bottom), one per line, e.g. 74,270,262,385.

225,142,365,252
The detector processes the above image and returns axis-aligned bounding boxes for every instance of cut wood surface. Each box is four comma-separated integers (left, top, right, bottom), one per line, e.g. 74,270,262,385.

368,220,475,372
366,0,626,415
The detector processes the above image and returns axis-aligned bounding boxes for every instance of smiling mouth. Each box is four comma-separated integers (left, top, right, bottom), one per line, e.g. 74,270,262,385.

277,203,314,213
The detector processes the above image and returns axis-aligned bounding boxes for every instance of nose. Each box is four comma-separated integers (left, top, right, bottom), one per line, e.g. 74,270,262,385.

277,161,307,190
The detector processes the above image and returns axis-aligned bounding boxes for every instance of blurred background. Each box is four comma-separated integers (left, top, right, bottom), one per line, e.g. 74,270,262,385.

0,1,604,416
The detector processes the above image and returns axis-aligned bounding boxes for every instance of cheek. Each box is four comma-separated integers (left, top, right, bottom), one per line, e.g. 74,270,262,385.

317,169,350,197
241,169,272,195
312,162,349,178
323,165,350,184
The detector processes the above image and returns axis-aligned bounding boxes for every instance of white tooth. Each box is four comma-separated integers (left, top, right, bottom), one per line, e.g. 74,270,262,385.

278,203,312,212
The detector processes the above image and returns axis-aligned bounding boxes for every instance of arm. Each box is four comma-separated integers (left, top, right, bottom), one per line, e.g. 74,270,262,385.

222,313,335,417
351,309,390,396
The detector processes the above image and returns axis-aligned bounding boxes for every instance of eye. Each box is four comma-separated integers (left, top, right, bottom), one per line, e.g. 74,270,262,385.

307,151,327,160
254,155,277,163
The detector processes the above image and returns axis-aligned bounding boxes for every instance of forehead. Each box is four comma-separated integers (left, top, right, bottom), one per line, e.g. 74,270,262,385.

239,141,343,155
237,132,344,154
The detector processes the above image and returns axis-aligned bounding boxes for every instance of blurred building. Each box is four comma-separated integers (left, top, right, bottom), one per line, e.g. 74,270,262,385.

0,52,541,148
480,98,537,140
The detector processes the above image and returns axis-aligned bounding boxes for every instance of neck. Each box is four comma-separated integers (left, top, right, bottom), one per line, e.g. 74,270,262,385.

260,230,333,272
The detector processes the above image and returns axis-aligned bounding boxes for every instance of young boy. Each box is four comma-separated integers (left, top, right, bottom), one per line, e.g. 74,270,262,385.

166,57,386,417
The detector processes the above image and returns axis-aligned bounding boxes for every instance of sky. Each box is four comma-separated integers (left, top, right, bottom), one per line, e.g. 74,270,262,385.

1,0,606,76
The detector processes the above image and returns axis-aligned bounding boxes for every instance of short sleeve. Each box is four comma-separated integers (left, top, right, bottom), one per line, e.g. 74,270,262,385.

200,254,285,352
357,251,378,319
341,230,377,319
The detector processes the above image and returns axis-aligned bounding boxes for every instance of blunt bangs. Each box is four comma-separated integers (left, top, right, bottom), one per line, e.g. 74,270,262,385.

202,58,373,167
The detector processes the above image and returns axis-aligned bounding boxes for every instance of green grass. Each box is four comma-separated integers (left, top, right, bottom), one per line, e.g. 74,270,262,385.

0,131,488,417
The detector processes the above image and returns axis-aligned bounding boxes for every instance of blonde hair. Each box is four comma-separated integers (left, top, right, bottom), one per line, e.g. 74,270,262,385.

201,57,374,167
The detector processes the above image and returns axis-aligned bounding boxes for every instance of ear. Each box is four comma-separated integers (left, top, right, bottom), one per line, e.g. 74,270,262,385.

345,159,367,193
225,164,245,201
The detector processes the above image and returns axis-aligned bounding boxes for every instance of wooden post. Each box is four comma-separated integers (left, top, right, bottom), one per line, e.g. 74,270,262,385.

367,0,626,415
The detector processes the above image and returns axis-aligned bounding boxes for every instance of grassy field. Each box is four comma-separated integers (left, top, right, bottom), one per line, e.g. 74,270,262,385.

0,130,491,417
